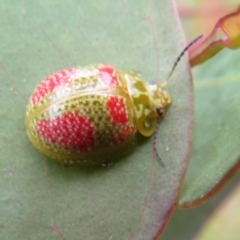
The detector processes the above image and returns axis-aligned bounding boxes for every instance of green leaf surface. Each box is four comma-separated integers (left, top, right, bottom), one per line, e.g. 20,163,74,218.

0,1,193,239
178,48,240,207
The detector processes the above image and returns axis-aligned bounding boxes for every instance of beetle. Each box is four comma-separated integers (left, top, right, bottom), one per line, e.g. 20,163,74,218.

25,35,202,166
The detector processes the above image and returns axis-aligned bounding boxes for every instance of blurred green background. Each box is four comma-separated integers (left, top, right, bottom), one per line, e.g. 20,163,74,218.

162,1,240,239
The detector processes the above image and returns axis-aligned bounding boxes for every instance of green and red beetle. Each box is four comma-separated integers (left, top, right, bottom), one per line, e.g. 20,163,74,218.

25,36,202,166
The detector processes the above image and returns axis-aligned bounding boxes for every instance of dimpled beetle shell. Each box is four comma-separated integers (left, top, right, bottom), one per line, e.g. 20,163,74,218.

25,64,171,166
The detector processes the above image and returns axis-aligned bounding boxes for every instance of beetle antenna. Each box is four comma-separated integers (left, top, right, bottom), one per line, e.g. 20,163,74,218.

153,35,203,166
161,34,203,88
153,107,166,166
153,121,166,167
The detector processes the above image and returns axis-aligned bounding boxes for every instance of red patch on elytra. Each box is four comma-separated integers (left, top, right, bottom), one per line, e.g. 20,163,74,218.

32,68,77,105
106,96,128,124
116,125,135,142
99,65,118,86
37,113,95,152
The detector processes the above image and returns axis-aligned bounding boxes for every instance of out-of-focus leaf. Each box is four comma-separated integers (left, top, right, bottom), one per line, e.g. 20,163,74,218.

193,182,240,240
0,1,193,239
189,8,240,66
162,172,240,240
178,48,240,208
